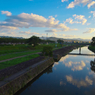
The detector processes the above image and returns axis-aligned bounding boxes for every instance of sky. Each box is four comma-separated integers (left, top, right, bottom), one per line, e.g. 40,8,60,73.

0,0,95,39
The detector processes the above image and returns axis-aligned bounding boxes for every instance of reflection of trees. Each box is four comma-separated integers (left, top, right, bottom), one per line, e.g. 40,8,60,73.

90,59,95,73
44,65,53,74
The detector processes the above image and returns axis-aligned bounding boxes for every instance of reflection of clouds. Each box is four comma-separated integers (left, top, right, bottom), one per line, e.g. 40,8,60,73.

66,75,93,88
86,60,89,63
89,71,95,77
63,60,86,71
71,61,86,71
55,62,59,65
53,62,59,68
60,55,69,62
60,81,66,86
65,61,72,67
87,67,89,70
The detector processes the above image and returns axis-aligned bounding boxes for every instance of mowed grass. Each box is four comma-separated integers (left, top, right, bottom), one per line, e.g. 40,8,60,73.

0,43,63,55
0,50,41,61
0,54,39,70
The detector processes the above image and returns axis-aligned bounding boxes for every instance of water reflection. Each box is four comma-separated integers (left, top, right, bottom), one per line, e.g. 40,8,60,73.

66,75,93,88
17,46,95,95
61,57,86,71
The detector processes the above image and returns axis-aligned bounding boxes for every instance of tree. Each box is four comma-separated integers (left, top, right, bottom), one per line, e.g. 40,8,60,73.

27,36,41,47
42,45,53,56
91,37,95,46
57,39,64,45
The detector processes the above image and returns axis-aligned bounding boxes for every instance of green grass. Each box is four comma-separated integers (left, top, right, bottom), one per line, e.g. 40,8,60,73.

0,43,64,55
0,50,41,61
0,44,36,54
0,54,39,70
88,45,95,53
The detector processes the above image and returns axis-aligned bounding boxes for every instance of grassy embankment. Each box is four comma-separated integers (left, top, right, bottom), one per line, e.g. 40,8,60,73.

88,45,95,53
0,43,63,54
0,43,64,70
0,54,39,70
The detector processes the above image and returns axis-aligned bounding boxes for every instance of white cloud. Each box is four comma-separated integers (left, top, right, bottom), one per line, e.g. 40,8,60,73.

64,14,87,25
90,11,95,17
67,0,91,9
65,18,81,24
73,14,87,25
0,12,76,32
66,75,93,87
88,16,91,18
87,23,91,25
88,1,95,8
83,28,95,33
61,0,68,2
1,11,12,16
45,29,62,32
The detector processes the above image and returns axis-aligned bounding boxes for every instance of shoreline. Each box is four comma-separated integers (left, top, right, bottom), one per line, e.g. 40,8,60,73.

0,45,78,95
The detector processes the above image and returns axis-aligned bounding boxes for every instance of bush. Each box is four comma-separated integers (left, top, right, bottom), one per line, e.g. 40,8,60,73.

42,45,53,56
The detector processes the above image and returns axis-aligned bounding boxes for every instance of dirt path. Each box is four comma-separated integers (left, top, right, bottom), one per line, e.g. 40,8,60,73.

0,52,41,63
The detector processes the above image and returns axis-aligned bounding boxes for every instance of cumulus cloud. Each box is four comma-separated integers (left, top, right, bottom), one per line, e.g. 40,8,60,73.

73,14,87,25
1,11,12,16
67,0,92,9
64,14,87,25
83,28,95,33
61,0,68,2
90,11,95,17
88,1,95,8
66,75,93,87
64,18,81,24
0,12,76,31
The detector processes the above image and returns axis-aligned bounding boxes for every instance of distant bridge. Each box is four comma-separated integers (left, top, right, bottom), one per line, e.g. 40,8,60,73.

68,53,95,56
68,47,95,56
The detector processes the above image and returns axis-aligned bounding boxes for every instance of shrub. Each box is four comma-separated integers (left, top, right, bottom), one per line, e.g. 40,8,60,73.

42,45,53,56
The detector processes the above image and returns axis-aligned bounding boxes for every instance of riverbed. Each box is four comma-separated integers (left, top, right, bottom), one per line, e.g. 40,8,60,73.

16,46,95,95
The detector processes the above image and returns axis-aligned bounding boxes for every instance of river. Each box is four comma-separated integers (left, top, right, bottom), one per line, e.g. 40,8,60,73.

16,46,95,95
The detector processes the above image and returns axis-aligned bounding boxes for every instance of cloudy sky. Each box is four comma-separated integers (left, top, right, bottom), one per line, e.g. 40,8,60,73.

0,0,95,39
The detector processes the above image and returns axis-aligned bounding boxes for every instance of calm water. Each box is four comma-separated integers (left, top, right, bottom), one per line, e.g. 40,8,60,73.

16,46,95,95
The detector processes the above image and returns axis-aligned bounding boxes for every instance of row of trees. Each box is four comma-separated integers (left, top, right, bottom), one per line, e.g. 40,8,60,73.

0,37,26,44
0,36,64,46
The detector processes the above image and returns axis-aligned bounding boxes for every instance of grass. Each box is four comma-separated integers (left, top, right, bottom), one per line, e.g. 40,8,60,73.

88,45,95,53
0,54,39,70
0,50,41,61
0,43,63,55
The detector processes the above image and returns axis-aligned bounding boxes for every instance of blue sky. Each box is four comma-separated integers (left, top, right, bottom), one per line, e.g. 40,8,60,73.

0,0,95,39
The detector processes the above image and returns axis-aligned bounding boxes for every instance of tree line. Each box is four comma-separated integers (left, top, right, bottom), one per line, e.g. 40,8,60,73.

0,36,64,46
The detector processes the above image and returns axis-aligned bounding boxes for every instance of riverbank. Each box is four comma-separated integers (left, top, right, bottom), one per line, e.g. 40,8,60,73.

88,45,95,53
0,45,78,95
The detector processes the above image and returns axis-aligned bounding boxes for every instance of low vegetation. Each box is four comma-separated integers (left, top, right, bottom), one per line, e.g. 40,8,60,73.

42,45,53,56
88,37,95,53
0,50,41,61
0,54,39,70
88,45,95,53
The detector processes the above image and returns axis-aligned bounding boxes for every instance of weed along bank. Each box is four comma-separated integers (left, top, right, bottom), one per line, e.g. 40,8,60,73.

0,46,77,95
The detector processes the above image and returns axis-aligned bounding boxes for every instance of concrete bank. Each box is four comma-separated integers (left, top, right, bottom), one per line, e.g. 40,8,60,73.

0,57,54,95
0,46,76,95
